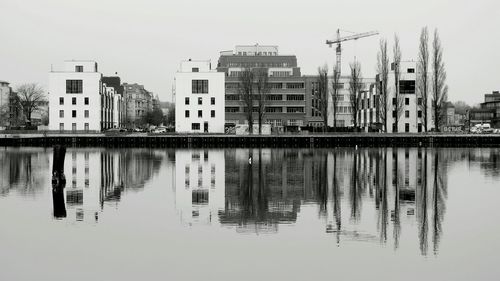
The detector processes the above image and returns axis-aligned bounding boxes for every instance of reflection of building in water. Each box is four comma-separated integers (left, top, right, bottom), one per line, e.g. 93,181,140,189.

0,148,50,197
62,149,163,222
174,150,225,225
221,149,318,233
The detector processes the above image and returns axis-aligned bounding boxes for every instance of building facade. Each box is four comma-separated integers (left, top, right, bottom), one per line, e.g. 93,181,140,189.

49,60,122,131
217,45,309,132
470,90,500,128
0,81,12,128
175,60,225,133
122,83,154,125
360,61,433,133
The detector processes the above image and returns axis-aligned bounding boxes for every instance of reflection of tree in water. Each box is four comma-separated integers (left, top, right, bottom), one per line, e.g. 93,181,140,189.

0,149,50,197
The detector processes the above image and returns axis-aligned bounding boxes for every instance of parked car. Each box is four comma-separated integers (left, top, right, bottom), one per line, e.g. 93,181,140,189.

152,127,167,134
481,123,494,134
106,128,120,132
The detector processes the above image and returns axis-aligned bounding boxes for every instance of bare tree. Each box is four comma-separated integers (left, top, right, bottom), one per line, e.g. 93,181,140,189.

16,83,46,126
238,69,255,134
330,64,341,130
417,27,430,132
255,69,270,134
316,65,329,132
349,61,362,129
431,29,448,131
377,38,389,132
392,34,404,132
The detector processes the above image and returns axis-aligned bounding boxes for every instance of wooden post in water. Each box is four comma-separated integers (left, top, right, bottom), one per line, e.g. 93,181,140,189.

52,145,67,218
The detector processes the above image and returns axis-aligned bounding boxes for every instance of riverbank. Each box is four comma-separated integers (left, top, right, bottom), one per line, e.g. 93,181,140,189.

1,133,500,147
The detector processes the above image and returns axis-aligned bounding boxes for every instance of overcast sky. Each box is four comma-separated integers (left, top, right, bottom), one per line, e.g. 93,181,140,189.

1,0,499,105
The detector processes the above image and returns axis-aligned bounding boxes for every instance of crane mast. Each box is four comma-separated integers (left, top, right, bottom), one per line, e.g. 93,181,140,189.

326,29,379,76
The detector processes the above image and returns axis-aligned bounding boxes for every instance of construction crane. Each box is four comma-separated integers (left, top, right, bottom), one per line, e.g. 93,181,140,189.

326,29,379,76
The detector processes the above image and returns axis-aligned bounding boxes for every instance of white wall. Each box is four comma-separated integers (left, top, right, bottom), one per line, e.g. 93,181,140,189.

175,61,225,133
49,61,103,131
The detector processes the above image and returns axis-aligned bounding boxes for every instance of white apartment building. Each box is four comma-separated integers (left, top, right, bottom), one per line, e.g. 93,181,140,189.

49,60,121,131
326,76,376,128
175,60,225,133
359,61,433,133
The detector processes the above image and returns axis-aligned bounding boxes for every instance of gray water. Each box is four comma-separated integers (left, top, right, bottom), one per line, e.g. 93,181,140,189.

1,147,499,281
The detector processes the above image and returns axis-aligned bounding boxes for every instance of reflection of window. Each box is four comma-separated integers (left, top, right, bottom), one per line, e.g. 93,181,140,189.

192,190,208,205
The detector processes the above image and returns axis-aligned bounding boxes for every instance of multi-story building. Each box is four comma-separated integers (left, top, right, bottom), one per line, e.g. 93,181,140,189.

175,60,225,133
122,83,154,125
49,60,122,131
328,76,376,128
470,90,500,128
360,61,433,133
217,45,308,132
102,76,125,128
0,80,12,128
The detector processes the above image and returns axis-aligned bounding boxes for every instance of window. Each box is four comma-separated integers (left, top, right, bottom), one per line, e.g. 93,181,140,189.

286,83,305,89
72,123,77,131
185,97,190,105
225,107,239,112
192,123,200,130
198,97,202,105
286,94,305,101
192,80,209,94
392,123,397,132
72,110,76,118
185,110,190,118
418,123,422,132
59,110,64,118
265,107,283,113
84,110,89,118
418,110,422,118
198,110,202,118
72,97,77,105
407,68,415,73
286,107,304,113
405,110,410,118
211,97,215,105
392,98,397,105
211,110,215,118
192,67,199,72
392,110,397,118
226,94,240,101
399,80,415,94
66,80,83,94
75,65,83,72
59,123,64,131
405,123,410,132
418,98,422,105
84,97,89,105
405,98,409,105
84,123,89,131
266,94,282,101
59,97,64,105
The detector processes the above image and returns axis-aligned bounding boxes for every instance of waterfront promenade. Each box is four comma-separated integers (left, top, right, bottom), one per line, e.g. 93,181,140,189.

1,132,500,147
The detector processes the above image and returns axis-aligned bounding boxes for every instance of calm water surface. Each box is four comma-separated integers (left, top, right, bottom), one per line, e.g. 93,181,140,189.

1,147,499,280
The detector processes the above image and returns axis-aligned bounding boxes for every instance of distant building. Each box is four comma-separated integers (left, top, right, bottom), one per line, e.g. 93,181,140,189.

469,90,500,128
361,61,434,132
49,60,122,131
0,81,12,128
217,45,309,131
175,60,225,133
122,83,153,125
103,76,125,128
